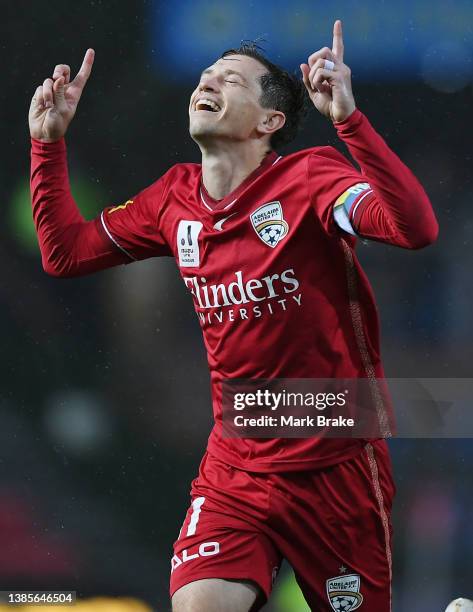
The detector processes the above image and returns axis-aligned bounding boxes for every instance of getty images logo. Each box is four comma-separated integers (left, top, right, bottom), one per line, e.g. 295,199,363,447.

183,268,300,310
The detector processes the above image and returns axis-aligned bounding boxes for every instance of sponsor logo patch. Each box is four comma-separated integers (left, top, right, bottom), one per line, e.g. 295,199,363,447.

250,201,288,248
177,220,203,267
326,574,363,611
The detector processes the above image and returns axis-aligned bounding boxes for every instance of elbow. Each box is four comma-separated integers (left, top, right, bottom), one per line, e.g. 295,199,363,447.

404,218,439,250
402,195,439,249
43,262,69,278
42,256,76,278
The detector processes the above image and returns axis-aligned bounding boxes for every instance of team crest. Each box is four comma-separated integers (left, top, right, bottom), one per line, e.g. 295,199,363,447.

250,201,289,248
326,574,363,611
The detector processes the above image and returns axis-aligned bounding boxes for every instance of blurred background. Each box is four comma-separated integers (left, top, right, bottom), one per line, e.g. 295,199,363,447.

1,0,472,610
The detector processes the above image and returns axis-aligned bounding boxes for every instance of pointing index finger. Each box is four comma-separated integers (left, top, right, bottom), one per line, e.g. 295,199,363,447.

332,19,344,62
72,48,95,88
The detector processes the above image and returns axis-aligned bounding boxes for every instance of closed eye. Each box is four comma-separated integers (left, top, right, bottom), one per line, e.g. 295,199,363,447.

225,80,239,84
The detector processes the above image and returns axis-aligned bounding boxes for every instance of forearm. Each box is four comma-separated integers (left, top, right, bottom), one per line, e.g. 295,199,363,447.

30,138,127,276
335,109,439,249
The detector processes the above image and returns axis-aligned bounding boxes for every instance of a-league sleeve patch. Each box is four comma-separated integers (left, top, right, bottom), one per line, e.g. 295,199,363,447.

333,182,372,236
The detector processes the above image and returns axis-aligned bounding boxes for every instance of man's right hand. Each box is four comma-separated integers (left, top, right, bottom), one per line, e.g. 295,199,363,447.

29,48,95,142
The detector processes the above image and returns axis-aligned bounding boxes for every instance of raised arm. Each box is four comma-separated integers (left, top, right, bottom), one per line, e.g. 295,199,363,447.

28,49,126,277
301,21,438,249
30,137,129,277
29,51,171,277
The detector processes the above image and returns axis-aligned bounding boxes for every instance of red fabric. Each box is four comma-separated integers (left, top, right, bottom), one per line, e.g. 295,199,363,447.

30,139,129,276
30,110,437,472
170,439,394,610
30,139,175,276
334,108,439,247
30,110,439,267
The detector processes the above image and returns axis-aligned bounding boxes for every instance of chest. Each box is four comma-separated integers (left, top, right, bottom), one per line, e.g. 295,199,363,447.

166,184,326,280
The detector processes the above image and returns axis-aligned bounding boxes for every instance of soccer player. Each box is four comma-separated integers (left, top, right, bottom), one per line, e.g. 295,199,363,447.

29,20,437,612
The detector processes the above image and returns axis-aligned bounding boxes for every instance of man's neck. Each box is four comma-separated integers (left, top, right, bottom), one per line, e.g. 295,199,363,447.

200,142,270,201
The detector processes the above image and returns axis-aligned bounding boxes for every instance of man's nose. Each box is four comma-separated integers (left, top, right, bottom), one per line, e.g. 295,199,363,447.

199,76,220,92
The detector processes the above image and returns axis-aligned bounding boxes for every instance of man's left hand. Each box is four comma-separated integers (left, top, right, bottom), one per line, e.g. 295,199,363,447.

300,20,356,123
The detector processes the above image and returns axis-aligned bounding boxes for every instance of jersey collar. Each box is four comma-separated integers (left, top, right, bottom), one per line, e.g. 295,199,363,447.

199,150,281,212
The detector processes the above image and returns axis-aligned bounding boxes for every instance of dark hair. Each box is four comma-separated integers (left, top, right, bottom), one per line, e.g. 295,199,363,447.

220,41,309,150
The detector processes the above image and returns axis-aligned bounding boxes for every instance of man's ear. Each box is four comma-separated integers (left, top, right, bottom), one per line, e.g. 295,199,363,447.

258,110,286,136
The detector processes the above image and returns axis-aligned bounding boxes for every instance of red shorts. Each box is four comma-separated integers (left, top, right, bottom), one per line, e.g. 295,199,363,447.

170,439,395,611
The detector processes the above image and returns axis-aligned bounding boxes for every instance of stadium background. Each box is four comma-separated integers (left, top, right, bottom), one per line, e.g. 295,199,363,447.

1,0,472,609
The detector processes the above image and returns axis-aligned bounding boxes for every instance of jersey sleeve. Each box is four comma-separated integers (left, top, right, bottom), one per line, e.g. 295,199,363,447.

307,146,371,236
99,178,173,262
31,137,173,278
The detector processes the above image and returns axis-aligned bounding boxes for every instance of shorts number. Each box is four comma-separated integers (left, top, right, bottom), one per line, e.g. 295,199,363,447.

186,496,205,536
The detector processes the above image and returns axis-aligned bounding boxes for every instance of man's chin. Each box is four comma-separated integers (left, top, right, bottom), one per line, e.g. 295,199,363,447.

189,125,221,143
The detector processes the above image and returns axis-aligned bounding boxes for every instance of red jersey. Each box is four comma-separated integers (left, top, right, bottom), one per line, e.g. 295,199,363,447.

30,109,438,471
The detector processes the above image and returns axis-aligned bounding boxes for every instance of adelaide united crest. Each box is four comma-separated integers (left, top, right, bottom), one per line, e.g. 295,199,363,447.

326,574,363,611
250,201,289,248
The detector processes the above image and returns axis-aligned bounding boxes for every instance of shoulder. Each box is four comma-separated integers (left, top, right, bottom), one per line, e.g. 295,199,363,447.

274,146,352,175
165,161,201,181
158,161,201,185
140,162,200,198
281,145,346,162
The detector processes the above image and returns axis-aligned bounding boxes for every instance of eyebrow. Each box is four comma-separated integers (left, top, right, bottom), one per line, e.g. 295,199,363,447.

200,67,248,83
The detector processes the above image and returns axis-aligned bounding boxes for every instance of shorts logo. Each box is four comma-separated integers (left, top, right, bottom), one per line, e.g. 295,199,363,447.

177,220,203,267
250,201,288,248
326,574,363,611
171,541,220,573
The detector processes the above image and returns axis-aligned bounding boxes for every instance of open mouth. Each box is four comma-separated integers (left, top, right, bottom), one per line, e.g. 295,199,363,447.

194,99,222,113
